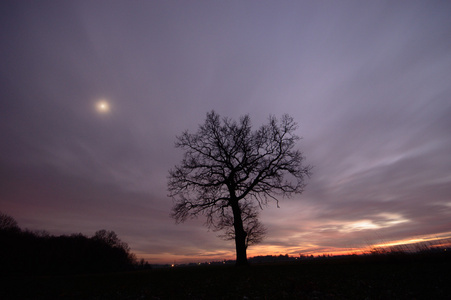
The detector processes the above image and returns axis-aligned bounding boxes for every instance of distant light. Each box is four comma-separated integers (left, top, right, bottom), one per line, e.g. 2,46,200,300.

96,100,110,113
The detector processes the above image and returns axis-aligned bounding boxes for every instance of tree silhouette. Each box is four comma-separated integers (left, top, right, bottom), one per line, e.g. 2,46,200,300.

216,201,267,249
93,229,130,251
0,211,20,232
168,111,311,265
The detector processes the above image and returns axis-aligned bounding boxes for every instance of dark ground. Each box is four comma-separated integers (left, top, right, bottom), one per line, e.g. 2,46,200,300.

1,252,450,299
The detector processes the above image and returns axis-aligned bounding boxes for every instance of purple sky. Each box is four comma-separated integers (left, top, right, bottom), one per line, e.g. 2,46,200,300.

1,1,450,264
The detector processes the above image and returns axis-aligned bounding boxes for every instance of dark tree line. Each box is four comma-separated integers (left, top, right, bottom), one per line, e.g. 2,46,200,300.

0,212,137,275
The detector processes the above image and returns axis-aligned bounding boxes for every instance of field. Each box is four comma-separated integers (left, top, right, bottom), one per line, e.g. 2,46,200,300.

1,253,450,299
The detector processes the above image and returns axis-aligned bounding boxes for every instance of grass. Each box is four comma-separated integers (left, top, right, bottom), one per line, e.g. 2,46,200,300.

1,251,450,299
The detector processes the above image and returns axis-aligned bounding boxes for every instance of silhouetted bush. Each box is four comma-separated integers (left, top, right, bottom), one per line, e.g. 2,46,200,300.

0,212,136,275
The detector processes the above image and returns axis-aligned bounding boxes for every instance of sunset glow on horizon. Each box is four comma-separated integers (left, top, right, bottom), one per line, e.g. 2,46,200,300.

138,233,451,265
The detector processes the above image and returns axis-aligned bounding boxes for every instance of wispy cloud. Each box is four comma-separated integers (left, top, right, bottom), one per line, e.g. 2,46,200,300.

1,1,450,263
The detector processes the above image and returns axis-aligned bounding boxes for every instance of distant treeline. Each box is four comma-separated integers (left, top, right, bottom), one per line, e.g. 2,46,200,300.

0,212,137,275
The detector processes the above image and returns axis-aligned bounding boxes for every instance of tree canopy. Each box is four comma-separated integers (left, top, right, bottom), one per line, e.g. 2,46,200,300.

0,211,20,232
168,111,311,265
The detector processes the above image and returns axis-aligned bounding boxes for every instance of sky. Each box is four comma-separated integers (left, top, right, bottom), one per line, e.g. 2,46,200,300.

1,0,450,264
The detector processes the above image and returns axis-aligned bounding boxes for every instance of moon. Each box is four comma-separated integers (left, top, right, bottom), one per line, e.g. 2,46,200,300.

96,100,110,113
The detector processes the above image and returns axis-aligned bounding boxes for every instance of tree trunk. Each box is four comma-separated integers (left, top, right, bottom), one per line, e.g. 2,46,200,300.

231,199,248,266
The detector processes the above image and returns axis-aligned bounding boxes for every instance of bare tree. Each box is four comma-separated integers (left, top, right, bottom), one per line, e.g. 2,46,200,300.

216,201,267,249
0,211,20,232
92,229,130,252
168,111,311,265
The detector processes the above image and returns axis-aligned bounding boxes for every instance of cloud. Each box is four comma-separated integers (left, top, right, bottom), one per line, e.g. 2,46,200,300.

1,0,451,263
